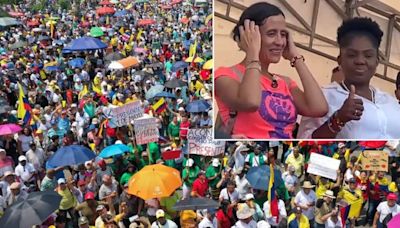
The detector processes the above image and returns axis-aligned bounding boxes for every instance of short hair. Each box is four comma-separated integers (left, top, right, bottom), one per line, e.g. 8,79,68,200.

232,2,284,41
337,17,383,50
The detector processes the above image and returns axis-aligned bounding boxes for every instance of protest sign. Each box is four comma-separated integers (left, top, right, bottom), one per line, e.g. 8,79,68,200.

111,101,144,127
134,117,159,145
360,150,388,172
307,153,340,180
187,129,225,156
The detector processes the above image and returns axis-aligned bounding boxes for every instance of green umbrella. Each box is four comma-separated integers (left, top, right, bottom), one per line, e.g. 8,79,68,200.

90,27,104,37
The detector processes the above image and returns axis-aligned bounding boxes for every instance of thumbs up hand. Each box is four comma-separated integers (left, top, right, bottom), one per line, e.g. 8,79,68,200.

337,85,364,123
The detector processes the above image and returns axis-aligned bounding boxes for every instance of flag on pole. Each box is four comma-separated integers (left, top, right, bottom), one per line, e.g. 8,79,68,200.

268,164,279,222
79,85,89,99
17,83,32,125
152,98,167,114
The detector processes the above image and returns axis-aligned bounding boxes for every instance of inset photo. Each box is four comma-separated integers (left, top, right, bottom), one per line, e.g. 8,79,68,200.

214,0,400,140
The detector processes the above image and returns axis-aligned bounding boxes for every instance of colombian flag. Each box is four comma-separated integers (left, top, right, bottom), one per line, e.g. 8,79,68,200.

152,98,167,114
340,201,362,227
268,164,279,222
17,83,32,126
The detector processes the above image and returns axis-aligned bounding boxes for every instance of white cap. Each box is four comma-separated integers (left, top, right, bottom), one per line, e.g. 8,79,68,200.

85,161,92,168
338,142,346,149
91,118,98,125
145,80,151,84
0,148,6,153
212,158,220,167
71,103,77,108
186,158,194,167
177,99,183,105
18,155,27,162
58,178,66,184
245,193,254,201
178,107,185,112
115,140,123,144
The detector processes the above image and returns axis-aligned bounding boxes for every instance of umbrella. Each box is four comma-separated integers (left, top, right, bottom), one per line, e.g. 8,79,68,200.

246,165,284,190
388,213,400,228
203,59,213,70
172,0,183,5
47,145,96,167
99,144,131,158
154,91,176,99
0,17,21,27
164,78,186,88
134,47,146,53
145,85,165,100
173,197,219,211
161,5,172,10
185,56,204,63
0,123,22,136
180,17,189,24
45,66,60,71
64,37,107,51
111,0,119,3
186,100,211,113
171,61,188,72
99,0,113,5
8,12,24,17
0,191,62,228
96,7,116,15
108,61,124,70
68,58,85,68
38,35,50,41
90,27,104,37
135,0,149,3
32,27,44,32
114,10,128,17
137,19,156,26
9,41,27,50
127,164,182,200
358,141,387,149
105,52,124,61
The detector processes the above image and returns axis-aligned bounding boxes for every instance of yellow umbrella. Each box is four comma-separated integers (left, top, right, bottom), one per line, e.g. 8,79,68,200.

203,59,213,70
46,20,57,26
44,61,57,67
205,14,212,24
127,164,182,200
185,56,204,63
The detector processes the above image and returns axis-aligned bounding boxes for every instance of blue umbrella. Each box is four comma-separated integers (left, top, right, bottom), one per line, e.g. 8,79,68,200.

154,91,176,99
114,10,128,17
171,61,188,72
68,57,85,68
63,37,107,51
145,85,165,100
99,144,131,158
246,165,284,190
185,100,211,113
47,145,96,167
45,66,60,71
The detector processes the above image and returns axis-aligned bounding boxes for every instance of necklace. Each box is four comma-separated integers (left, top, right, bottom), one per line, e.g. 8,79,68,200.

340,81,375,103
261,70,278,88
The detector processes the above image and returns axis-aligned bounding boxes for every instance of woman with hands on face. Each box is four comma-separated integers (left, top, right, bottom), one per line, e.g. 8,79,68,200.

298,17,400,139
214,2,328,139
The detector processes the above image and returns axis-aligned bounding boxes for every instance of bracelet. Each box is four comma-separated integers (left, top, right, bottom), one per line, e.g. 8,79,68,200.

246,67,261,73
327,119,339,133
245,59,260,66
290,55,305,67
333,111,345,127
246,61,261,69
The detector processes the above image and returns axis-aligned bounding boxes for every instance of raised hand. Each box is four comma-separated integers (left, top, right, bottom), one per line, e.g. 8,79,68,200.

235,19,261,61
337,85,364,123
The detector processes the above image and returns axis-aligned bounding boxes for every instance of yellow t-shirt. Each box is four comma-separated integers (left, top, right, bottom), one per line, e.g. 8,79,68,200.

315,177,334,199
58,188,77,210
285,153,304,177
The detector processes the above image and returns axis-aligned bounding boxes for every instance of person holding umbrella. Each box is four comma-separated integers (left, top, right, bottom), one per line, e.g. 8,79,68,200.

56,178,78,226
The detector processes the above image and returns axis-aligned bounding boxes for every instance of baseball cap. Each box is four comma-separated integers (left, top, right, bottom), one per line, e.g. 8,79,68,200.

96,205,105,211
387,193,398,201
18,155,27,162
78,216,89,225
212,158,220,167
84,191,95,200
0,148,5,154
78,180,86,186
156,209,165,219
338,142,346,149
185,158,194,167
245,193,254,201
58,178,66,184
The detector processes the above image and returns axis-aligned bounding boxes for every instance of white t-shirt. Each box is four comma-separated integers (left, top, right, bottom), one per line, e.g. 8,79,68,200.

198,217,218,228
294,190,317,219
219,188,239,204
234,175,251,200
324,216,342,228
298,82,400,139
377,201,400,223
15,163,36,182
282,172,298,188
25,149,46,170
233,146,246,172
263,199,287,226
18,135,33,152
232,220,257,228
151,220,178,228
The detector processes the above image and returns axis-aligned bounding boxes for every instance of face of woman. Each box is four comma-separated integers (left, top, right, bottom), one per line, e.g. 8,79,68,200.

339,35,379,85
259,15,287,64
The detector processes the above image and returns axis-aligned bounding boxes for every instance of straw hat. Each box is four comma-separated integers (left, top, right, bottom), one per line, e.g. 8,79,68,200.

323,190,336,199
236,203,255,220
301,181,315,188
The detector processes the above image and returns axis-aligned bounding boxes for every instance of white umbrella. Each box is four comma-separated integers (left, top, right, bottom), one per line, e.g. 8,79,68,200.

108,61,124,70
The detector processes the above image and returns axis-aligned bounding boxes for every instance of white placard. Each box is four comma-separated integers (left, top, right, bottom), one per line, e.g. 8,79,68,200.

111,101,144,127
307,153,340,180
188,129,225,156
134,117,159,145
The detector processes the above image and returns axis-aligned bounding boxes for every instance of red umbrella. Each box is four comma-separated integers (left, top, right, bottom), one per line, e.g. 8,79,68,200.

160,5,172,9
79,21,91,28
359,141,387,149
96,7,115,15
180,17,189,24
9,11,24,17
27,20,40,27
99,0,113,5
171,0,182,5
137,19,156,26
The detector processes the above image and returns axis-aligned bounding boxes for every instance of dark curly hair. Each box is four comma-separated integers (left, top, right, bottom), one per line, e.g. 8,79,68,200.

232,2,285,41
337,17,383,50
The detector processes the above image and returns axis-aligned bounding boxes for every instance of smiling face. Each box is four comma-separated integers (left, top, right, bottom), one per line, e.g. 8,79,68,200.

259,15,287,64
338,35,379,86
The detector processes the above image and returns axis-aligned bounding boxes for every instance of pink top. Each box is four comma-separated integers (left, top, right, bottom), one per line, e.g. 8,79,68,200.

215,64,298,139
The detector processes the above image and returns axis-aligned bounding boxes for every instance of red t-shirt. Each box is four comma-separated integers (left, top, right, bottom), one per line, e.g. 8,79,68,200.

192,178,208,197
179,120,190,139
216,208,233,228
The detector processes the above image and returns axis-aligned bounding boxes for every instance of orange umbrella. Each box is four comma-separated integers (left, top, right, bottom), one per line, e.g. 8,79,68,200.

127,164,182,200
96,7,115,15
117,56,139,68
137,19,156,26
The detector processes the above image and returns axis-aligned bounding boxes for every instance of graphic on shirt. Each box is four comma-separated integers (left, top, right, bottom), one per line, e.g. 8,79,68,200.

259,90,296,138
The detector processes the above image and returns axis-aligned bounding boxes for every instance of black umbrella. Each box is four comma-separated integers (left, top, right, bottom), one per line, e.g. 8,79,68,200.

105,52,124,61
0,191,62,227
137,70,153,77
164,78,186,88
173,197,219,211
9,41,27,50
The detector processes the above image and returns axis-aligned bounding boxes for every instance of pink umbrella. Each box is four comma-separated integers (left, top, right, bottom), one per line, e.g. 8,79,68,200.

388,213,400,228
0,124,22,136
134,47,145,53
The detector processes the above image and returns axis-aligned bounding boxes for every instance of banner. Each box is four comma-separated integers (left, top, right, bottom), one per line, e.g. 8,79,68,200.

111,101,144,127
134,117,159,145
187,129,225,156
307,153,340,180
360,150,388,172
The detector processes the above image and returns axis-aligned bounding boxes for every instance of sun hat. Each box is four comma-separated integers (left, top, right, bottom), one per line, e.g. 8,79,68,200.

236,203,255,220
323,190,336,199
302,181,315,188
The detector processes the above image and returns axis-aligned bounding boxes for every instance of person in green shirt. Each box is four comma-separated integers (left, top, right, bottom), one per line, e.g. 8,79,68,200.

182,158,200,199
159,191,181,221
167,116,180,142
148,142,160,163
206,158,222,200
119,163,136,187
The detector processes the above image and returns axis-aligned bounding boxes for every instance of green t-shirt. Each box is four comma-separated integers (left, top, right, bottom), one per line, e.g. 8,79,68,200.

205,166,221,188
120,172,134,186
159,192,181,220
182,166,200,187
168,121,181,138
149,142,160,162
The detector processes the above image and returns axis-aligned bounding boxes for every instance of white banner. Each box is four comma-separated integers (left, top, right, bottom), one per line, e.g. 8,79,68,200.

188,129,225,156
307,153,340,180
111,101,144,127
134,117,159,145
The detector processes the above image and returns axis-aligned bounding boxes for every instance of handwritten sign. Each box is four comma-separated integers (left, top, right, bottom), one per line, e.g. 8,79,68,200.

134,117,159,145
307,153,340,180
111,101,144,127
360,150,388,172
188,129,225,156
